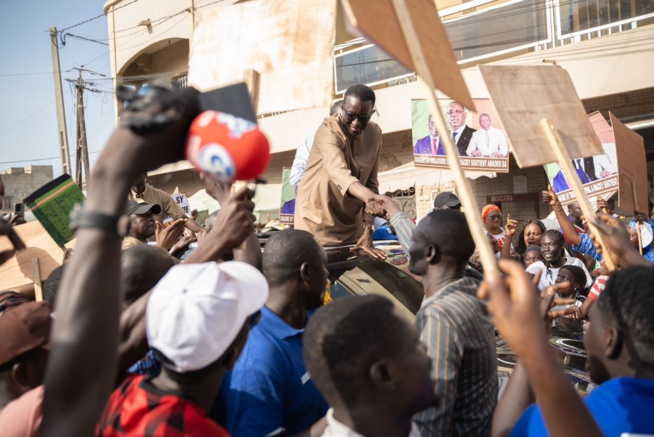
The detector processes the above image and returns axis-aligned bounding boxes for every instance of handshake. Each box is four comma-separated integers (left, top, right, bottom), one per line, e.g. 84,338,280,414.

364,194,400,219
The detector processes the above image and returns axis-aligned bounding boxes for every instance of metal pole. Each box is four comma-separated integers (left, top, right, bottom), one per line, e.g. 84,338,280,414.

49,27,72,176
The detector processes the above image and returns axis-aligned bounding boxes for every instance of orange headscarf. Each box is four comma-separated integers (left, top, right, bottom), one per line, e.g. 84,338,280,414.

482,204,501,223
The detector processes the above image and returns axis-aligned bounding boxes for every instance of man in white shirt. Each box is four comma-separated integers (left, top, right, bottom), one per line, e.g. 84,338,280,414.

289,100,342,191
466,113,508,158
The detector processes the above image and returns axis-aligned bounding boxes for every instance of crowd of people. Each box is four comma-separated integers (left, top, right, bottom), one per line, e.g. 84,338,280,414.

0,82,653,437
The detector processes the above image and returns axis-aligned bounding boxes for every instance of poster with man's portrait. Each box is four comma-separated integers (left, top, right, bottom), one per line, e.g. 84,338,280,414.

543,112,619,206
412,99,510,173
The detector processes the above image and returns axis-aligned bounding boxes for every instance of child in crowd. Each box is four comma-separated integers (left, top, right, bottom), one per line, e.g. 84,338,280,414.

523,246,543,268
555,265,588,303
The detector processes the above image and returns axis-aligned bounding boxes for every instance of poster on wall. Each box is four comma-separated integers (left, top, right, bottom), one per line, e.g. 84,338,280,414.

280,167,295,225
412,99,510,172
543,112,619,207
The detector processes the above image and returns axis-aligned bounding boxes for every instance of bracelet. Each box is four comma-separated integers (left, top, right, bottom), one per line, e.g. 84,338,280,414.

70,204,131,237
553,207,563,212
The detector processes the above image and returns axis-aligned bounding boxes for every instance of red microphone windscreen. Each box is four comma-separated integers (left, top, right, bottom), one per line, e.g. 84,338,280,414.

186,111,271,182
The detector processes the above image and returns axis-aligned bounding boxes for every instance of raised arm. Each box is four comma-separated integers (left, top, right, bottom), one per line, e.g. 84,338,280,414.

40,86,201,437
542,185,581,246
479,261,603,437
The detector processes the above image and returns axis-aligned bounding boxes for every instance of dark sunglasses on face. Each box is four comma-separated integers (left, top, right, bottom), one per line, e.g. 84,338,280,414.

341,107,376,123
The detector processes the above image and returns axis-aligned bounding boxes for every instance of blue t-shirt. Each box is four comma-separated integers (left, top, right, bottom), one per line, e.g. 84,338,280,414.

572,232,602,262
220,306,328,437
511,377,654,437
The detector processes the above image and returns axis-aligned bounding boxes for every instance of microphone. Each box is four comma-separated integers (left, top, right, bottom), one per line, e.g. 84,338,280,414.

186,111,271,182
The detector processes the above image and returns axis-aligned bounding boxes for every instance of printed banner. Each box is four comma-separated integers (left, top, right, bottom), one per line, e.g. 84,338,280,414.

544,112,619,206
24,174,85,247
412,99,510,173
280,167,295,224
171,193,191,216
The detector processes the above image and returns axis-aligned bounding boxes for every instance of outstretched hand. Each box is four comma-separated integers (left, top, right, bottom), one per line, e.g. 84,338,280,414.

202,187,256,250
540,282,577,321
590,213,648,267
155,219,187,250
351,228,387,260
365,194,387,217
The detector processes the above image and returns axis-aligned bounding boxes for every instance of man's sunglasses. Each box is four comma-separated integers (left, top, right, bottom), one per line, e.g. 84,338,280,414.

341,107,376,123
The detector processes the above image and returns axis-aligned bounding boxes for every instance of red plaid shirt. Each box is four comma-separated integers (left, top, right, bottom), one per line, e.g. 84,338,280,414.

97,375,230,436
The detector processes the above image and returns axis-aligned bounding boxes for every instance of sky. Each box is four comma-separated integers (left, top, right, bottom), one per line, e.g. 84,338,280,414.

0,0,115,177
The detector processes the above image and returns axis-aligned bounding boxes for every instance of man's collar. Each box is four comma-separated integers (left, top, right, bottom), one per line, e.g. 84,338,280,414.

453,125,466,135
260,306,304,339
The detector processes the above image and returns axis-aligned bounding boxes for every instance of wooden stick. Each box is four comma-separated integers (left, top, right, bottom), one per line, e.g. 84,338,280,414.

33,258,43,302
540,118,616,271
390,0,498,275
243,69,260,114
632,181,643,255
631,181,639,213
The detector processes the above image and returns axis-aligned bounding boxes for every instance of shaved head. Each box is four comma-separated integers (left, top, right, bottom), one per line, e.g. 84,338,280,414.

409,209,475,274
121,245,176,304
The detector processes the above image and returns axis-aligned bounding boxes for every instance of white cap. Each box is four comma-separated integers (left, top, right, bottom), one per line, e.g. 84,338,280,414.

629,221,654,248
146,261,268,372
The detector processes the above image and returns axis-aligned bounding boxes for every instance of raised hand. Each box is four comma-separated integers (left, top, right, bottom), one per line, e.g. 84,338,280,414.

155,219,187,250
541,185,561,209
504,213,518,238
188,187,256,264
201,172,233,206
590,213,649,267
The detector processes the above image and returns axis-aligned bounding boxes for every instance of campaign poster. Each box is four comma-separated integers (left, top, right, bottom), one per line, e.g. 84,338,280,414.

412,99,509,173
171,192,191,216
280,167,295,225
23,174,85,247
543,112,619,207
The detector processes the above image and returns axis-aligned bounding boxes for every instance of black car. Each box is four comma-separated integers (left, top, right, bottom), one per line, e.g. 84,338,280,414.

323,243,596,395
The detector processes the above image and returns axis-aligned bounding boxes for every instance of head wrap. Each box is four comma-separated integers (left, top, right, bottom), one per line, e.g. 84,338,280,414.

482,204,501,223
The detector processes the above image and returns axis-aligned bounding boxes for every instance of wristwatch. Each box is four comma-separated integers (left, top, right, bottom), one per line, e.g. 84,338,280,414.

70,204,131,237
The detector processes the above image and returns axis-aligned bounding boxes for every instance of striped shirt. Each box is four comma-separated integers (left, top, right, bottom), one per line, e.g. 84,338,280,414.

414,277,498,437
389,211,415,255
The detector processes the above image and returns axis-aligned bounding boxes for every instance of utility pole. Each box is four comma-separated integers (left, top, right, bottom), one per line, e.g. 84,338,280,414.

49,27,72,176
66,68,105,190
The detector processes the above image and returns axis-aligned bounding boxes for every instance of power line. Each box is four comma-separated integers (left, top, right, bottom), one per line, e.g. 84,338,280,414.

62,33,109,46
58,0,139,34
0,100,56,137
0,71,53,77
0,149,102,166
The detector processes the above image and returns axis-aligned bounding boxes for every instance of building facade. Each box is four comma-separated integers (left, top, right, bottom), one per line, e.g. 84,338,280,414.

104,0,654,227
0,166,54,212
